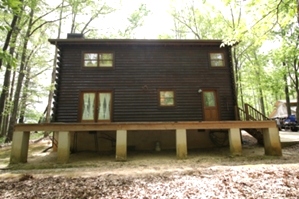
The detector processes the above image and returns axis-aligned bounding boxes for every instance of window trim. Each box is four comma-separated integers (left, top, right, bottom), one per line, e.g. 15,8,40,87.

159,90,175,107
209,52,225,67
79,90,113,122
82,52,115,69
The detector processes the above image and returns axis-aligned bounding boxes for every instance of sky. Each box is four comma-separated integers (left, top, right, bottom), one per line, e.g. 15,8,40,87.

47,0,175,39
90,0,174,39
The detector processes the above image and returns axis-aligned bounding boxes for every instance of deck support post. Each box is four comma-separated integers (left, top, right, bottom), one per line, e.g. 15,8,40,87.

176,129,187,159
116,130,127,161
228,128,242,156
57,131,70,163
262,128,282,156
10,131,30,164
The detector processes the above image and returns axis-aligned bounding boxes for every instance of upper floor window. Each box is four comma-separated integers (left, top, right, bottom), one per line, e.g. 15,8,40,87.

159,90,175,106
210,53,225,67
84,53,113,68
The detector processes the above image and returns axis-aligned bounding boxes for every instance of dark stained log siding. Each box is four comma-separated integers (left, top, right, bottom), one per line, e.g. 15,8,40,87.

53,42,236,122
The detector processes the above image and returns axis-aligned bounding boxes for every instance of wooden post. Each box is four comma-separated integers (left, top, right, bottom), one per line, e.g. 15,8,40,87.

116,130,127,161
52,131,59,152
228,128,242,156
262,128,282,156
10,131,30,163
176,129,187,159
57,131,70,163
245,104,249,121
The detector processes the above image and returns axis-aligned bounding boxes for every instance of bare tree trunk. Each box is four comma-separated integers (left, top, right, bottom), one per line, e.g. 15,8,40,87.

284,73,291,116
233,48,239,103
296,1,299,120
258,88,265,115
45,0,65,134
0,14,19,69
0,66,13,136
6,8,34,142
239,72,244,108
18,63,32,123
293,60,299,120
0,18,21,137
1,62,17,138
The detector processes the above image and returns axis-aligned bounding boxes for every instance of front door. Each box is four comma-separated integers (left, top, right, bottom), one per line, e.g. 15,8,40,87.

202,90,219,121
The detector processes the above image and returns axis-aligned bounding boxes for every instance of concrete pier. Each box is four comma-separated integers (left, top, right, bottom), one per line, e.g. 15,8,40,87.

176,129,187,159
228,128,242,156
116,130,127,161
57,131,70,163
263,128,282,156
10,131,30,163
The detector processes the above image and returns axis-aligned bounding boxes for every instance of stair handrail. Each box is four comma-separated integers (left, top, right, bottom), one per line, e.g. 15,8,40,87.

235,106,246,121
244,103,269,121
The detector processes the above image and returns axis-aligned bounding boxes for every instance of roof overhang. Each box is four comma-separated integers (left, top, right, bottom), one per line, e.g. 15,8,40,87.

48,39,226,47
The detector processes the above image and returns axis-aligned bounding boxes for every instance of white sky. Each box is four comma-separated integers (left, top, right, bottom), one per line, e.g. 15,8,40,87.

134,0,173,38
92,0,174,38
47,0,174,39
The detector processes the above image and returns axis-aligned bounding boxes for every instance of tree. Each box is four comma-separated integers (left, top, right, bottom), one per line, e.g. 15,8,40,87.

5,0,65,141
118,3,150,38
0,0,23,69
67,0,115,35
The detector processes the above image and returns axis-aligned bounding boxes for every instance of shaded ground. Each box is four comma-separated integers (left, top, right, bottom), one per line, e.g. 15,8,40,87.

1,132,299,198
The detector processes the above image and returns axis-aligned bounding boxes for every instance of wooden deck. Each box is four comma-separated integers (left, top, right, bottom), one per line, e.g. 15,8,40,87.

10,121,282,164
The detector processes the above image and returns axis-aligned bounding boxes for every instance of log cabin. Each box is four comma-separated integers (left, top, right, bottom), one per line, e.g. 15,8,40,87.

48,34,236,152
9,34,282,164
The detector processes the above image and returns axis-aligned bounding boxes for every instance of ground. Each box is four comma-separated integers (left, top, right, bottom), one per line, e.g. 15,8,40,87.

0,132,299,198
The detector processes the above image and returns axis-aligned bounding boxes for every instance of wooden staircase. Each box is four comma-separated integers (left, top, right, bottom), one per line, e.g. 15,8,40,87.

236,104,271,145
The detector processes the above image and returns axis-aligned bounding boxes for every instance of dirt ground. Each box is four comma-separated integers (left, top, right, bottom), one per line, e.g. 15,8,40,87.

1,132,299,198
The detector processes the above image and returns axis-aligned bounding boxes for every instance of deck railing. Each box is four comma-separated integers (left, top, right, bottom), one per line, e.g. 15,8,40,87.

236,103,269,121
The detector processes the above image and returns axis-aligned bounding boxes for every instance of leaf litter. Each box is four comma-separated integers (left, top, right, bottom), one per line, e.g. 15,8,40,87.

1,133,299,198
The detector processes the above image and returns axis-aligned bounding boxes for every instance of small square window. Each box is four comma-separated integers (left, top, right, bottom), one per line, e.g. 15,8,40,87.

84,53,113,68
160,91,174,106
99,53,113,67
210,53,225,67
84,53,98,67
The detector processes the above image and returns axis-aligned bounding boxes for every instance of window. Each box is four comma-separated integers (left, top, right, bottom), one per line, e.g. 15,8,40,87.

81,91,112,122
210,53,225,67
203,91,216,107
159,91,174,106
84,53,113,68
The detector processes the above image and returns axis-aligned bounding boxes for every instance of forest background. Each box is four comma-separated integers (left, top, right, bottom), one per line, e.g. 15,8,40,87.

0,0,298,142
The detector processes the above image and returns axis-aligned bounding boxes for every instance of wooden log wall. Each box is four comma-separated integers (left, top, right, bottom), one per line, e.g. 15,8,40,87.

52,41,236,122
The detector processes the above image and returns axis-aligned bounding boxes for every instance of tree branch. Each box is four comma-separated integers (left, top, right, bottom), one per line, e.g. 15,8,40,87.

172,12,201,39
29,12,70,37
31,3,69,27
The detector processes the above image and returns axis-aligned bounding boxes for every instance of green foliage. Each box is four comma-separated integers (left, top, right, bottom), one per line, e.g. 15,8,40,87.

0,49,16,67
0,0,22,14
118,3,150,38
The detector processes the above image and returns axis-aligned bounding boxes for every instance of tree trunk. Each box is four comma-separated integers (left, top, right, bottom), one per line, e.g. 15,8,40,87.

18,62,32,123
0,15,18,69
44,0,65,137
258,88,265,115
0,21,21,137
239,72,244,108
5,8,34,142
232,47,243,108
284,73,291,116
0,0,23,69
